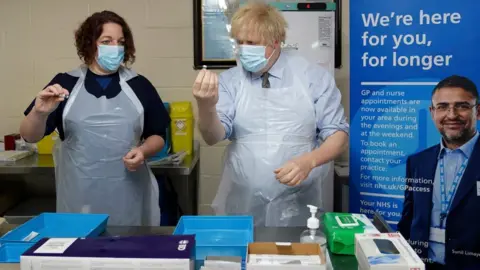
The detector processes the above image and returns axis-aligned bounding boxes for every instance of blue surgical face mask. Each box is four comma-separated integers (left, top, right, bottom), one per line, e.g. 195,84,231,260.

238,45,274,73
97,45,125,72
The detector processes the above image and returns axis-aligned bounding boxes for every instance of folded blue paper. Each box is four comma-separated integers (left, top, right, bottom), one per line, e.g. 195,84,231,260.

368,254,402,265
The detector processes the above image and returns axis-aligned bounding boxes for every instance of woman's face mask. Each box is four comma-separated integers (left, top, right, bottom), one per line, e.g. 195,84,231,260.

237,44,275,73
97,45,125,72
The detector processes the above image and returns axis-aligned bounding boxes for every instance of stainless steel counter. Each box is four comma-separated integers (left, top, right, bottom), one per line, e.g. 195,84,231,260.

0,141,200,216
0,141,200,176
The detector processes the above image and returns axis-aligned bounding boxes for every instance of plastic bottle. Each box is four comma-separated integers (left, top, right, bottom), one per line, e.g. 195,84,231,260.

300,205,327,247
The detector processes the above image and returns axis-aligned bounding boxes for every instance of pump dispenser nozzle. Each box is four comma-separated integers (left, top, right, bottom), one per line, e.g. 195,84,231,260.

306,205,319,229
307,205,318,215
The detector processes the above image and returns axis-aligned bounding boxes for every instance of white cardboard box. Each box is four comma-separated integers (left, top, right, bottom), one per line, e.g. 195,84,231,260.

247,242,326,269
201,256,242,270
355,232,425,270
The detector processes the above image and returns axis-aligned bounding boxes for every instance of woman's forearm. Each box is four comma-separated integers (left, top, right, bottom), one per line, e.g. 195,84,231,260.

19,108,49,143
138,135,165,158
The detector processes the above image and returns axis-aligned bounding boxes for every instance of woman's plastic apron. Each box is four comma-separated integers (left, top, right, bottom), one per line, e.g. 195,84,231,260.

212,54,330,227
53,66,160,226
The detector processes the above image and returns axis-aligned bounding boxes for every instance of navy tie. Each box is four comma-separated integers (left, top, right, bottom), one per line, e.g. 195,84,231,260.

262,72,270,88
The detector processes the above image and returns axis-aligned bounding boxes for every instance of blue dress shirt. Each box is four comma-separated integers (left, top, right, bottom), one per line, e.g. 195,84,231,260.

216,52,349,140
429,131,479,264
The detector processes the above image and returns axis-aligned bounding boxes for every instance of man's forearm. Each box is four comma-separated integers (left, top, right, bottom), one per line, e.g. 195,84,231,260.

306,131,349,167
19,108,49,143
197,106,226,146
139,135,165,158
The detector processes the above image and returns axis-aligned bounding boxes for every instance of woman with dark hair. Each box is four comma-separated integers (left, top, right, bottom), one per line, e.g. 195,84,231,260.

19,11,170,226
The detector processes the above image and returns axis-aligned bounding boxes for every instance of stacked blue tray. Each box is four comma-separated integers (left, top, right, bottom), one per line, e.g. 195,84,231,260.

0,213,109,263
173,215,254,270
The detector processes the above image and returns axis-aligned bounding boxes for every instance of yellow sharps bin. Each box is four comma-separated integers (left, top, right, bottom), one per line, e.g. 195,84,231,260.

36,132,59,154
170,101,194,155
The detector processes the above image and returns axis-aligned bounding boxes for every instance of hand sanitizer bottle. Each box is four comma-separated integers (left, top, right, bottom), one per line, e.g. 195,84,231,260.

300,205,327,247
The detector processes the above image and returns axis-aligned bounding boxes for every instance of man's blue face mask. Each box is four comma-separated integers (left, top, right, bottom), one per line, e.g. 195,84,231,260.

97,45,125,72
238,45,274,73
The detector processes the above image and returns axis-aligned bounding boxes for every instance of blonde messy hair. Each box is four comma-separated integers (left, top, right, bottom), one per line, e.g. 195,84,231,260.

230,1,288,45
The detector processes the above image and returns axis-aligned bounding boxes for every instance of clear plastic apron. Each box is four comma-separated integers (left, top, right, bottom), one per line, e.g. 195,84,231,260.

212,54,330,227
53,66,160,226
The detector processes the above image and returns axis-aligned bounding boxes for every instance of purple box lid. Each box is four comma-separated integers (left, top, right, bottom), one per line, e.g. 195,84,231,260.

22,235,195,260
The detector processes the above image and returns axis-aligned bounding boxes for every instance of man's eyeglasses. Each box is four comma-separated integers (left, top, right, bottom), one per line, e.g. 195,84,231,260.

431,102,478,113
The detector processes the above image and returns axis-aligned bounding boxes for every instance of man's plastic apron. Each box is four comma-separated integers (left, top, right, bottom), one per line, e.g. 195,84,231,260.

53,66,160,226
212,54,331,227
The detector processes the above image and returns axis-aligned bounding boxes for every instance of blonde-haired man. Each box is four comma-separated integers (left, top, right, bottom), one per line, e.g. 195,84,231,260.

193,2,349,227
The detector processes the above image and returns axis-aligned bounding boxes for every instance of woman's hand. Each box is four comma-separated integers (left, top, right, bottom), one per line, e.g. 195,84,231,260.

123,147,145,171
34,84,69,115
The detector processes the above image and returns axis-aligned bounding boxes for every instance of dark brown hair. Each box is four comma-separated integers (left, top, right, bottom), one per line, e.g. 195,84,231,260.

433,75,478,103
74,10,135,65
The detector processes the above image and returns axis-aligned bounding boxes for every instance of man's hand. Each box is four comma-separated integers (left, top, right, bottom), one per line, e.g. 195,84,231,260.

274,155,316,186
123,147,145,171
192,69,219,109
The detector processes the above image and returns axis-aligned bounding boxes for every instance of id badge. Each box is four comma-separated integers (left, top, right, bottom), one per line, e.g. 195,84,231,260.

429,227,446,244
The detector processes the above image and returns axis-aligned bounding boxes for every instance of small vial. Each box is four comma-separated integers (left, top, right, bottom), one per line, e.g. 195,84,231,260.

58,94,69,99
81,205,91,213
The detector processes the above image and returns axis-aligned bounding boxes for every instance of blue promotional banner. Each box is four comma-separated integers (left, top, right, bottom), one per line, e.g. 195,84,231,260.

349,0,480,228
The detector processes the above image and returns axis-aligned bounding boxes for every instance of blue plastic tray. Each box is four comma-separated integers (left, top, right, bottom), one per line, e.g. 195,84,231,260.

173,216,253,269
0,212,108,263
0,243,33,263
0,213,108,243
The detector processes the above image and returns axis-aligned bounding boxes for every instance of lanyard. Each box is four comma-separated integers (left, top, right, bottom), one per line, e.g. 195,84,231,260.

439,157,468,226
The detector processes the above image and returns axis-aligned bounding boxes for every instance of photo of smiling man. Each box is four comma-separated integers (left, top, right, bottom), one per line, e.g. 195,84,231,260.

398,75,480,270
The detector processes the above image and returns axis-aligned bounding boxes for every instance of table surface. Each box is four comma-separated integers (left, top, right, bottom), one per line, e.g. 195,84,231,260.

0,223,357,270
334,162,349,178
0,141,200,176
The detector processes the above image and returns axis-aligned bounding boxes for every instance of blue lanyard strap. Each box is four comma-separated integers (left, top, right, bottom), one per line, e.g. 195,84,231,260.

439,157,468,226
